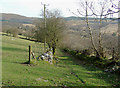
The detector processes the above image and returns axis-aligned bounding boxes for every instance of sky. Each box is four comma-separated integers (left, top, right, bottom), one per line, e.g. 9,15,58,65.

0,0,119,18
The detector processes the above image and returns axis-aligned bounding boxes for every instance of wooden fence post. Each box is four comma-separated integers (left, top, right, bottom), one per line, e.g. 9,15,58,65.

112,47,115,60
29,45,31,63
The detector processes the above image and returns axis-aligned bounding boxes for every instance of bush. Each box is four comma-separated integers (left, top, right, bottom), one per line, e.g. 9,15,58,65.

69,50,77,55
81,49,91,55
63,48,119,70
63,48,70,52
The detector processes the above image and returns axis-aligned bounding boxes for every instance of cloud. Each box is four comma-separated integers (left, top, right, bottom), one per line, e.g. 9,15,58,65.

1,0,80,17
1,0,118,17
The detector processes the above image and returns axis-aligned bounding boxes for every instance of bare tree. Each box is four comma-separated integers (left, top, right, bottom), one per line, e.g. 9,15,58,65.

73,0,119,58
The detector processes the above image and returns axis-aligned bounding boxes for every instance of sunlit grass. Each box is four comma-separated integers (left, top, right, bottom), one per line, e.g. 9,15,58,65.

2,35,120,86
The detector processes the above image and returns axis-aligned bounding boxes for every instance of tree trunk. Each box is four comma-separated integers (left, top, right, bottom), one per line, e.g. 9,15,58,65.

98,16,104,58
85,2,101,58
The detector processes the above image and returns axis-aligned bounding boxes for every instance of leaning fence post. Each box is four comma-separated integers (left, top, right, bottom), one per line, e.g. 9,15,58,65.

29,45,31,63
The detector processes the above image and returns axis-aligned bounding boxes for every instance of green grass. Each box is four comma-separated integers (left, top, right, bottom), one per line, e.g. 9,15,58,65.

2,35,120,86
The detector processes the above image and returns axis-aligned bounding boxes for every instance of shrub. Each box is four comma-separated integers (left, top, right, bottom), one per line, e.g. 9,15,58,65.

69,50,77,55
63,48,119,70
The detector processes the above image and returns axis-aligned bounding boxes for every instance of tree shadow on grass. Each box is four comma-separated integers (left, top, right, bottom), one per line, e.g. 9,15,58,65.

59,54,120,86
92,72,120,86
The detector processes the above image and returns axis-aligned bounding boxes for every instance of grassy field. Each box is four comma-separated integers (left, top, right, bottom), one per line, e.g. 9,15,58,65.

2,35,120,86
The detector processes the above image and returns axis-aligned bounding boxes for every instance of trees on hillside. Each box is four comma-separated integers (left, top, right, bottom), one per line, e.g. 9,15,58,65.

23,28,35,39
35,10,66,55
4,28,18,37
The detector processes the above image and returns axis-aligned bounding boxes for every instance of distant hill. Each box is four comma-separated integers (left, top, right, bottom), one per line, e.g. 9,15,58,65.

1,13,40,24
1,13,41,31
64,16,85,20
1,13,118,24
64,16,118,21
0,13,118,35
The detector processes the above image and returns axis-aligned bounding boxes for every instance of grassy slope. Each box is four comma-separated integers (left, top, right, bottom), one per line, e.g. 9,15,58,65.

2,35,120,86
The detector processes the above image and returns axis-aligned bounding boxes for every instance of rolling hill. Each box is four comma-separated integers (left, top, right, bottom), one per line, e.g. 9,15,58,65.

1,13,39,24
0,13,118,35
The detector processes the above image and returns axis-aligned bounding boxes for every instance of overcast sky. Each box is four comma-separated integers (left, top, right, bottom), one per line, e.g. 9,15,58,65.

0,0,118,17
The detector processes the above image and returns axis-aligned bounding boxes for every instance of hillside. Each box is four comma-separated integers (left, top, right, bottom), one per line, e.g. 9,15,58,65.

2,34,120,86
1,13,118,23
1,13,39,24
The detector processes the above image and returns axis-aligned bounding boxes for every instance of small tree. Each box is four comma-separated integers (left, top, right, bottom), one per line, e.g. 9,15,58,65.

24,29,35,39
5,28,18,37
35,10,66,55
6,29,12,36
11,28,18,37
